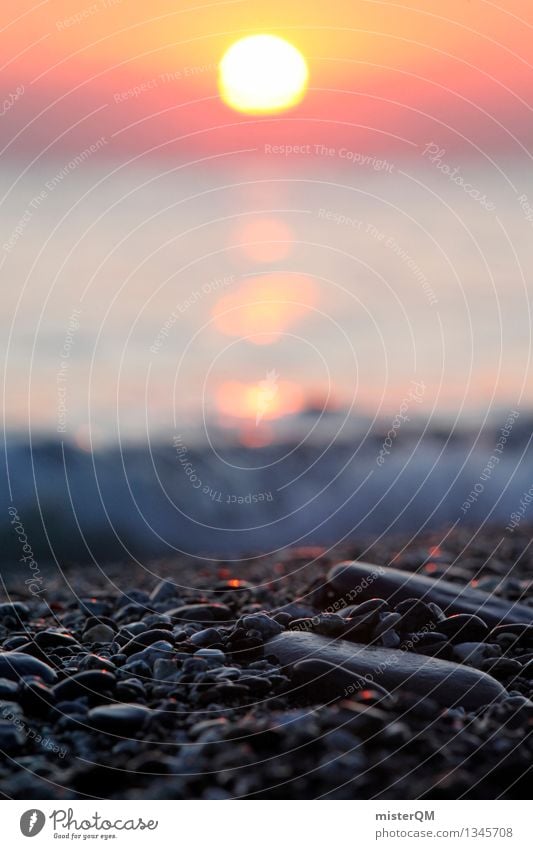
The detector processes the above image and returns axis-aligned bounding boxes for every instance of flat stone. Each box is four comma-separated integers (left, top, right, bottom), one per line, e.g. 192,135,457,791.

329,562,533,627
0,652,57,684
88,703,152,733
437,614,489,642
287,658,390,704
265,632,506,709
125,641,174,670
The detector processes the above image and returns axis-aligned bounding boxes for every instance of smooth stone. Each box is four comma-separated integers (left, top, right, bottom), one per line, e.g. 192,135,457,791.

2,636,28,651
438,614,489,642
265,632,506,709
82,625,115,644
288,658,389,704
329,562,533,627
189,628,222,647
167,603,232,624
0,678,19,699
240,614,283,639
142,614,172,629
88,703,152,733
78,654,116,674
122,630,175,656
125,641,173,669
0,652,57,684
52,670,116,702
0,602,30,620
34,631,78,649
150,580,180,603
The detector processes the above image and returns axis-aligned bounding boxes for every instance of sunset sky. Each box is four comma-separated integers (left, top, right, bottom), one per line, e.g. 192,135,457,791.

2,0,532,158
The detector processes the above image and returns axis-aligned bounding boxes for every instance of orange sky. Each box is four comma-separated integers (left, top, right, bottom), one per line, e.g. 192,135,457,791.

1,0,532,157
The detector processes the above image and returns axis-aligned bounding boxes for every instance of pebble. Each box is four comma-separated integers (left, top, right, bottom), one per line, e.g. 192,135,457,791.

395,599,436,631
122,629,176,656
0,652,57,684
265,632,506,708
167,603,233,624
288,658,387,704
52,670,116,702
329,561,533,627
194,648,226,665
88,703,153,733
125,641,174,670
189,627,222,647
82,624,115,644
240,614,283,639
0,602,30,621
0,677,19,699
436,614,489,642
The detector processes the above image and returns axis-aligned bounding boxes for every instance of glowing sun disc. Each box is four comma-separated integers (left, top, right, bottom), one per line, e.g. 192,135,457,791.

219,35,309,114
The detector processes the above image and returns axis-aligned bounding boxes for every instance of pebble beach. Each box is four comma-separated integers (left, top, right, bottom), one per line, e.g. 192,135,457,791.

1,525,532,800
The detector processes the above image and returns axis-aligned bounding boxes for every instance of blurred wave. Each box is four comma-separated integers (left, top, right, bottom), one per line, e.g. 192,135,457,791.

2,416,532,564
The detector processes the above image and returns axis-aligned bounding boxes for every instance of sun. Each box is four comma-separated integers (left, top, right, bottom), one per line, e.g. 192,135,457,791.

218,35,309,114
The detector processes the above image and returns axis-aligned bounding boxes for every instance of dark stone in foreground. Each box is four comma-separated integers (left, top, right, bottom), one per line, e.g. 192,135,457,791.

0,652,57,684
288,659,390,704
266,632,506,709
88,704,153,734
329,562,533,627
